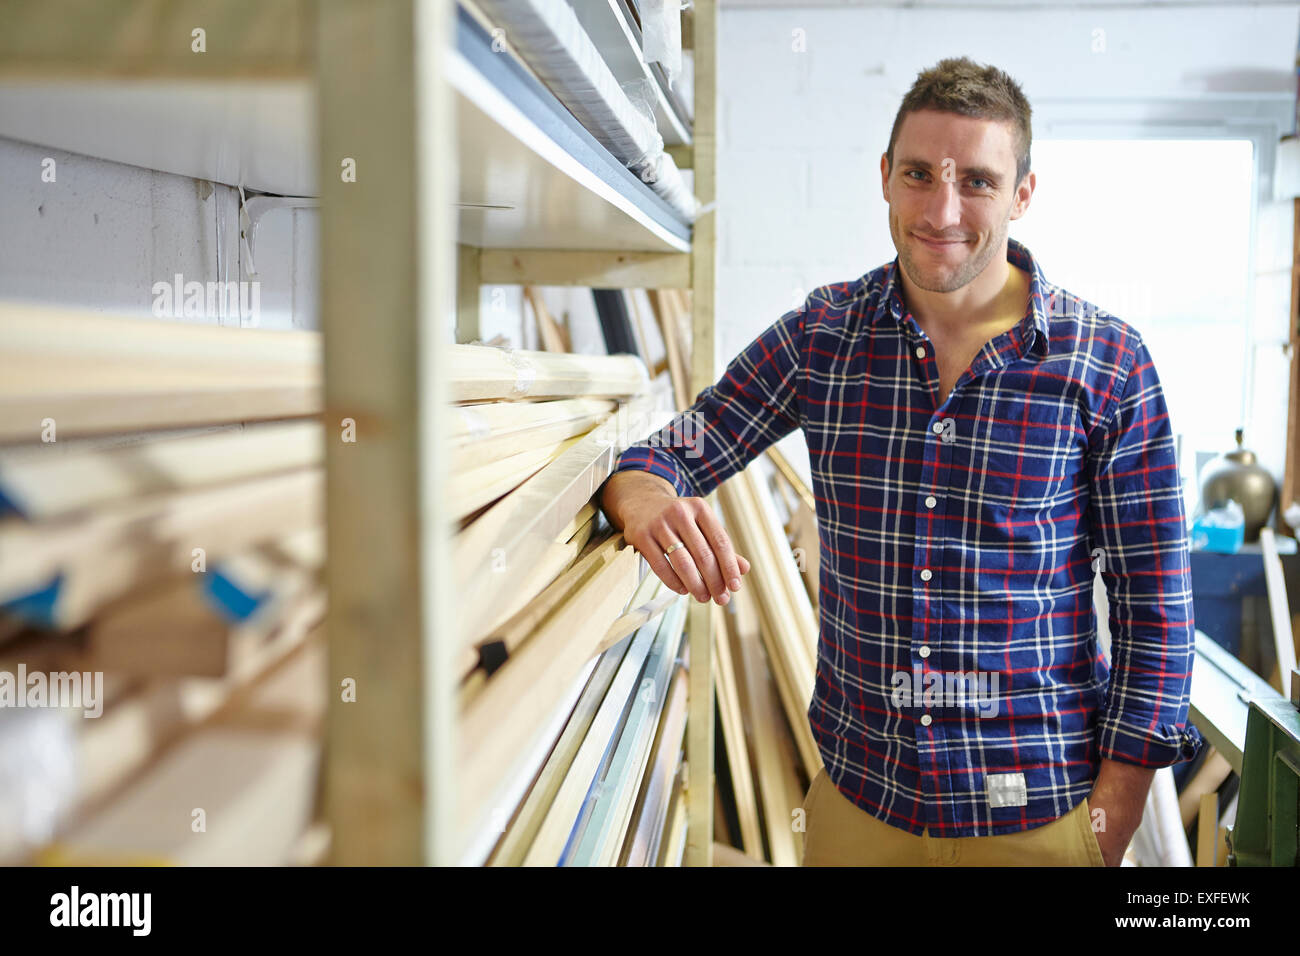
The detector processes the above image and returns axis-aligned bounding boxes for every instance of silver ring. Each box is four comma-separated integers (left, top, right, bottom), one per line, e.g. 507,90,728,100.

664,541,685,558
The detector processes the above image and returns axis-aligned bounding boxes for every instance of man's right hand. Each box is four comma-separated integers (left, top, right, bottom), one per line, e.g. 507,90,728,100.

600,470,750,606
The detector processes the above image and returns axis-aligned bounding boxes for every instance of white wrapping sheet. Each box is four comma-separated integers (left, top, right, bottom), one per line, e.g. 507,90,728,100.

476,0,699,222
640,0,683,88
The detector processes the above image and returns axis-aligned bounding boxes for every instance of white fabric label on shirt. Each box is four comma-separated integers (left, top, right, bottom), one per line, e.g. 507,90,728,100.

986,772,1028,808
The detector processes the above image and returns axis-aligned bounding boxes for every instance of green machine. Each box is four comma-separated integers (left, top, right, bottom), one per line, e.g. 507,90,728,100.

1230,671,1300,866
1190,632,1300,865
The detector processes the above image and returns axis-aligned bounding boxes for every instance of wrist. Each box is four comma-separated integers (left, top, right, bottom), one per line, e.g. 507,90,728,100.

600,469,677,530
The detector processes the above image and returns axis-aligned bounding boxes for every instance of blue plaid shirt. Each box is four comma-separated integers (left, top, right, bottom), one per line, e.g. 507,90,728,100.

610,237,1203,837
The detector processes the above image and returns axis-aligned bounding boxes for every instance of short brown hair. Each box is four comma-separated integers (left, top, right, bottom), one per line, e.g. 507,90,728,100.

886,56,1032,186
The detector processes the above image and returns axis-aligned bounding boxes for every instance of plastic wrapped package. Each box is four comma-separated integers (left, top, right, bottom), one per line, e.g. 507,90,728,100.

640,0,683,88
477,0,700,222
0,706,77,862
620,76,660,157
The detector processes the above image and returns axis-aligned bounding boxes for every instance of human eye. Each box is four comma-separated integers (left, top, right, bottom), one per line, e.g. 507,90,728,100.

969,177,991,189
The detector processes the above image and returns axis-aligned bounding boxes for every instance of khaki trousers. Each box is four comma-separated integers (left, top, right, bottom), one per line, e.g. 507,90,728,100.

800,767,1106,866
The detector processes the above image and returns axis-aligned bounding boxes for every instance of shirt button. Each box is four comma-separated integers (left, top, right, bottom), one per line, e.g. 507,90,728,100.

915,346,926,359
920,568,932,581
919,645,931,658
924,495,937,509
920,714,932,726
931,422,943,434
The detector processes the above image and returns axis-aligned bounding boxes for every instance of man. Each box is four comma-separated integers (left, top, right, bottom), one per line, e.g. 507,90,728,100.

598,56,1202,866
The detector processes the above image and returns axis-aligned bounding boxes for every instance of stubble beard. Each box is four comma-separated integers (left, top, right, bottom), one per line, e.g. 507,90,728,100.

892,213,1007,294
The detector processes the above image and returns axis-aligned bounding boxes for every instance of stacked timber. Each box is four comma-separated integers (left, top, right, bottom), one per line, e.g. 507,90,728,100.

0,293,697,866
0,287,830,866
709,452,822,865
448,312,694,865
646,286,826,865
601,286,827,866
0,302,327,865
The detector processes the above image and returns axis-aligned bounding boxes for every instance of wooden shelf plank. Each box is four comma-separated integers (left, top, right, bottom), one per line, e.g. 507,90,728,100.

0,0,313,79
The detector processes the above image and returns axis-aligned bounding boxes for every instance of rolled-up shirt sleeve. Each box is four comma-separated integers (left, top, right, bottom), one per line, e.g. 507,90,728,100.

1086,335,1203,768
610,304,806,499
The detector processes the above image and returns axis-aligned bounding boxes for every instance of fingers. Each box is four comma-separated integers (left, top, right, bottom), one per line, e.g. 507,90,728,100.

647,524,702,603
659,499,747,606
696,505,744,595
624,498,753,606
639,531,691,598
676,520,728,600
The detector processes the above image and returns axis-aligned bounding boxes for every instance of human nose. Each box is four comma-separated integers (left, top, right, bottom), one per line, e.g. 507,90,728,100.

922,179,961,232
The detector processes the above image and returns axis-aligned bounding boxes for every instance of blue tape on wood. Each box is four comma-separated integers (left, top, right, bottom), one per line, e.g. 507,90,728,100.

202,568,271,625
1,573,63,629
0,484,25,518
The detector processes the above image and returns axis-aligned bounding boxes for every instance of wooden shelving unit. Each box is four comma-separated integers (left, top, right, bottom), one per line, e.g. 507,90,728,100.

0,0,717,866
434,0,719,866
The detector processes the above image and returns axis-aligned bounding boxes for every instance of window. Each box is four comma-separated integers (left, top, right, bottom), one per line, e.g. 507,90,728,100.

1010,138,1256,494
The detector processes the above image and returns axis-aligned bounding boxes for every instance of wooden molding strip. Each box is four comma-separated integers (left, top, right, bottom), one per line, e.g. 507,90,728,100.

766,445,815,513
457,654,599,866
646,289,690,410
718,471,818,737
488,638,630,866
1178,747,1232,828
458,508,597,663
88,531,321,679
0,302,320,439
713,601,764,859
523,287,571,353
656,770,688,866
712,841,772,866
621,663,688,866
1260,528,1296,699
0,420,322,520
521,614,661,866
0,467,322,630
447,342,649,403
730,583,799,866
459,527,620,681
449,433,581,521
453,392,661,646
566,602,686,865
594,578,676,657
457,538,642,823
451,396,614,472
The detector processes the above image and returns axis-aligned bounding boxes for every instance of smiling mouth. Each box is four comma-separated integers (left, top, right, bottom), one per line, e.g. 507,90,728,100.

914,234,966,249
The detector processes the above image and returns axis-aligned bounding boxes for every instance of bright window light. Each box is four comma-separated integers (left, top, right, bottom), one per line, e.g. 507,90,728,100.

1010,139,1255,471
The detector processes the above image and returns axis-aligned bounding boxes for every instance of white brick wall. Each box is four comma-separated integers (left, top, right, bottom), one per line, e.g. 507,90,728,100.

0,136,312,332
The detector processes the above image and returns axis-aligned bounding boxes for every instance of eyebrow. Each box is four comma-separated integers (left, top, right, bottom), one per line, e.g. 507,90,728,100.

896,156,1002,183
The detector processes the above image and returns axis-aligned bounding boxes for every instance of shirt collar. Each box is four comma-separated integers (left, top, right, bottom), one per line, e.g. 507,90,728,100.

873,236,1051,358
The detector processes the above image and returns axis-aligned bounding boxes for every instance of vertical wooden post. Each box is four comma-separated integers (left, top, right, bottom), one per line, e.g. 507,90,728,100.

1281,196,1300,533
684,0,717,869
320,0,457,864
456,244,482,344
